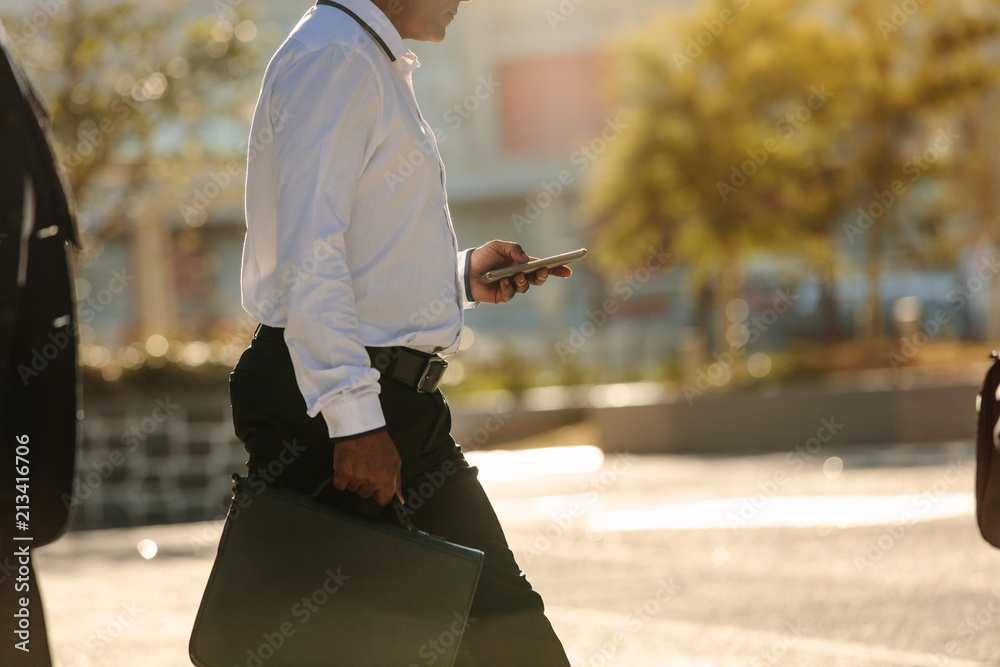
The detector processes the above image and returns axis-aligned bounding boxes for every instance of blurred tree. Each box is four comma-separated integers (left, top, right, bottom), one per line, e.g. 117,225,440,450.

585,0,1000,355
955,93,1000,341
2,0,265,338
5,0,263,220
837,0,999,342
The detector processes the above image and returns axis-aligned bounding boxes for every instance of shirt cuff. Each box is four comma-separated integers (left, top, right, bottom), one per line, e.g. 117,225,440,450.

330,425,387,444
319,392,386,439
458,248,479,310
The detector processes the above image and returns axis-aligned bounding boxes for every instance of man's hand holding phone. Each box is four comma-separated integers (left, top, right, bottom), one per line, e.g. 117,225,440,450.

468,240,578,304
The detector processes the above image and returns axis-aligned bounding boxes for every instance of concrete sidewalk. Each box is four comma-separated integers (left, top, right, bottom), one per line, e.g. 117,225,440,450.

32,435,1000,666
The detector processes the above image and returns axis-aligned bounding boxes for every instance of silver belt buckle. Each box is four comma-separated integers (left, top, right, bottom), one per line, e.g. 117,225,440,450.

416,356,447,393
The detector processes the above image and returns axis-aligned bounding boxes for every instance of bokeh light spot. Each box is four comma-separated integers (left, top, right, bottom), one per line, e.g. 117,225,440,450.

137,539,158,559
145,334,169,357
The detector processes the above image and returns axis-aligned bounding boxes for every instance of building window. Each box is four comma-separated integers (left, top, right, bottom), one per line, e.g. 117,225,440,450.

498,52,614,155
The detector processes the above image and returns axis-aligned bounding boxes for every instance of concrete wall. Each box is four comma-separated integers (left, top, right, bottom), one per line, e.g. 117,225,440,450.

591,376,983,454
69,371,986,529
72,392,244,530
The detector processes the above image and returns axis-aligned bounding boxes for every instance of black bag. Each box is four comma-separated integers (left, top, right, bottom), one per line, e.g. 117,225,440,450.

189,475,484,667
976,351,1000,547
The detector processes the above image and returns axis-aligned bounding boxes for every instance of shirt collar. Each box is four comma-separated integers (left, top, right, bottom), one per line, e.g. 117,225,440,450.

320,0,410,65
397,50,420,75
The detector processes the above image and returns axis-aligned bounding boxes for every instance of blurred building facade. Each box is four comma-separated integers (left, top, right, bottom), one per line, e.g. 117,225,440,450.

9,0,691,384
2,0,997,386
3,0,997,530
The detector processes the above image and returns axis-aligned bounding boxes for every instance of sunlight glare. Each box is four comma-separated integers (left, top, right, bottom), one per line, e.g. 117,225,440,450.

466,446,604,482
586,493,974,532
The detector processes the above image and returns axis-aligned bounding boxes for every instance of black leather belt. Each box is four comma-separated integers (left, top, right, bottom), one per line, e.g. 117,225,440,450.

254,325,448,394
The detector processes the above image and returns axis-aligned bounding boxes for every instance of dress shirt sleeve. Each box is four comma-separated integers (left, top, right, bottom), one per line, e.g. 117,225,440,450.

269,43,386,438
457,248,479,310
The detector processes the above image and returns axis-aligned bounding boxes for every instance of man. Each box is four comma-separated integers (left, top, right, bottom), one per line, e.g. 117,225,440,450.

0,19,80,667
231,0,573,664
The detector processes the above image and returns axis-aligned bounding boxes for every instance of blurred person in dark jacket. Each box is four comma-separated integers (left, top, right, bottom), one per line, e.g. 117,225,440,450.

0,18,80,666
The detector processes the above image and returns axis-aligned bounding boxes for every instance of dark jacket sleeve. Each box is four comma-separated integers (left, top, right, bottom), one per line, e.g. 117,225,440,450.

0,25,80,547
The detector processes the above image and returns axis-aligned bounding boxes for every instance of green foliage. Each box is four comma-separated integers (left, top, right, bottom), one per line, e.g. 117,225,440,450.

3,0,265,232
585,0,1000,341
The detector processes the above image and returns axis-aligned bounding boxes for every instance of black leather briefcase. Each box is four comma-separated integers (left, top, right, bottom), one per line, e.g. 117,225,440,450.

189,475,484,667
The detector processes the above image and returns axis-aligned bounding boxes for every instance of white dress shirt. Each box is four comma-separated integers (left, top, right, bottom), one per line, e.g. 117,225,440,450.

242,0,475,439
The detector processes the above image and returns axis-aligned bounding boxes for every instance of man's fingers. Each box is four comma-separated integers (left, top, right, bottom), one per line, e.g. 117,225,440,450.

506,241,529,263
486,240,528,263
333,472,348,492
373,485,394,506
499,279,515,302
524,268,550,287
372,467,401,506
549,265,573,278
332,431,402,505
514,273,530,293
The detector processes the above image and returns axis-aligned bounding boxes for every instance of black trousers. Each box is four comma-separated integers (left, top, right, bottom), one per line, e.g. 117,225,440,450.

229,329,570,667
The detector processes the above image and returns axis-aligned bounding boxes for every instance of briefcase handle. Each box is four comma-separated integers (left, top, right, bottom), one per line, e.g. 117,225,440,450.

394,491,418,532
231,473,419,532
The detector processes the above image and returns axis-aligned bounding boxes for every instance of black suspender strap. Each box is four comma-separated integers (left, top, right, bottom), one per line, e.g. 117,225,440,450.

315,0,396,62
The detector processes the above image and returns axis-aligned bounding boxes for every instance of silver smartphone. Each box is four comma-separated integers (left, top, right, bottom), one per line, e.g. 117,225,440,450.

478,248,587,284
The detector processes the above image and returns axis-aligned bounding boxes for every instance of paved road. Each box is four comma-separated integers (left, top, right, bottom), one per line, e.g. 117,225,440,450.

32,431,1000,666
